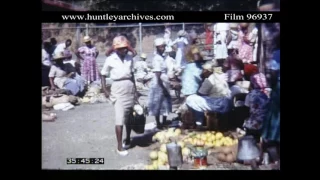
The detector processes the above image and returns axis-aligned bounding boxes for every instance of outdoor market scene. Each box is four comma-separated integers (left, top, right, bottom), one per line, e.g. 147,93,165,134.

41,22,280,170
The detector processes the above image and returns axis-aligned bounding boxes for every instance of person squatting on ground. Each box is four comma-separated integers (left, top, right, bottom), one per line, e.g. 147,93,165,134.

147,38,172,129
100,36,136,156
48,52,86,96
186,61,232,127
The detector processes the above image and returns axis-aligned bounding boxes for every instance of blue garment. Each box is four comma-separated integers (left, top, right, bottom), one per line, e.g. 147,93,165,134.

262,56,280,142
273,50,280,64
181,62,203,96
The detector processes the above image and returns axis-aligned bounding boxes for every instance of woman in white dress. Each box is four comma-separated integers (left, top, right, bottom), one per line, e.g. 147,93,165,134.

213,23,229,66
170,30,188,69
148,38,172,129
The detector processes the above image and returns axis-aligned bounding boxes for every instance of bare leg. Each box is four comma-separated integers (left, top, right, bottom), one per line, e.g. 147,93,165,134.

115,125,124,151
124,124,132,146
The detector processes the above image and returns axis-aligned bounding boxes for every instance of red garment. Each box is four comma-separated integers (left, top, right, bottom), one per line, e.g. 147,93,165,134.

205,29,213,50
244,64,259,77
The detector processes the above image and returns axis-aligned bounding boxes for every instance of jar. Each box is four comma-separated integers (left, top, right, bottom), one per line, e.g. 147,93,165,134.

193,156,208,169
192,148,208,169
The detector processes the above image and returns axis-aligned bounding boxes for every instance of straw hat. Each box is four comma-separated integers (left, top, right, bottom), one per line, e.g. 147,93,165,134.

83,36,92,43
177,30,187,37
154,38,166,47
140,53,147,59
112,36,129,49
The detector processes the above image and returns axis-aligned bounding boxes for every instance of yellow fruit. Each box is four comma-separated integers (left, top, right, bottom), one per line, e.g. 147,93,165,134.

160,144,167,153
182,147,191,156
152,161,159,169
196,134,201,139
149,151,158,160
146,165,154,170
192,138,197,145
206,132,211,136
177,141,185,148
174,129,182,135
201,136,207,141
215,141,222,147
158,152,168,163
206,142,214,148
168,128,175,133
233,139,238,144
215,132,223,139
199,140,205,146
211,135,216,141
157,160,165,166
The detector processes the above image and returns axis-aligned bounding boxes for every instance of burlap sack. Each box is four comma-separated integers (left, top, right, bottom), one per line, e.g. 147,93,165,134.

42,87,72,96
42,94,78,108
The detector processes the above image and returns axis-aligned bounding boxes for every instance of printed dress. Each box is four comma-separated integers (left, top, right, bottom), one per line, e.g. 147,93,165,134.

78,46,100,82
244,89,269,131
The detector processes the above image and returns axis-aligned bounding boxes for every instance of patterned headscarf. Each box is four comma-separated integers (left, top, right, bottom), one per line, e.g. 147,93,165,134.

250,73,267,90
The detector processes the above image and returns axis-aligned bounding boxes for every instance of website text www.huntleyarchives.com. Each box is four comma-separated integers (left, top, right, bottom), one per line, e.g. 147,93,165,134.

61,13,175,21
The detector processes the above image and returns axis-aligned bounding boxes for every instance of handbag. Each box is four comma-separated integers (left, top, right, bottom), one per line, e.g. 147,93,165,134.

128,104,146,134
127,72,146,134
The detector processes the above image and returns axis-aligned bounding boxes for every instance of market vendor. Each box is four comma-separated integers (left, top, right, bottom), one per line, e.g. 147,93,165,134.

49,52,86,96
185,61,232,127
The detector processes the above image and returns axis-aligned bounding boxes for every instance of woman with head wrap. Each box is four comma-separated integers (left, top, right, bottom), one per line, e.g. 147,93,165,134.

100,36,135,156
148,38,172,129
186,61,232,126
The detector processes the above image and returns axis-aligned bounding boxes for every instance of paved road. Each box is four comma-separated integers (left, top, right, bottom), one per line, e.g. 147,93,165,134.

42,90,178,170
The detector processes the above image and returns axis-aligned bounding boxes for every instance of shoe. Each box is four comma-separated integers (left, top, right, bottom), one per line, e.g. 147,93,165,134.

116,149,128,156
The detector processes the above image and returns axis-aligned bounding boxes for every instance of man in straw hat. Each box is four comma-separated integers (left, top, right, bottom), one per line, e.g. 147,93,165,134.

100,35,135,156
185,60,232,127
76,36,100,84
147,37,172,129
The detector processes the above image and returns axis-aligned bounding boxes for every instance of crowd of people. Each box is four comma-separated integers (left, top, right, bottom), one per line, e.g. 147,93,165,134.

42,22,280,167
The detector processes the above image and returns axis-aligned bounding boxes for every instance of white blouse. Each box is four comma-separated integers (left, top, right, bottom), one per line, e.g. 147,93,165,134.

100,52,134,81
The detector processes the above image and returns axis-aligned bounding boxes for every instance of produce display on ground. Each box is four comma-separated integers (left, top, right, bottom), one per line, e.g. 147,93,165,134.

144,127,246,170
